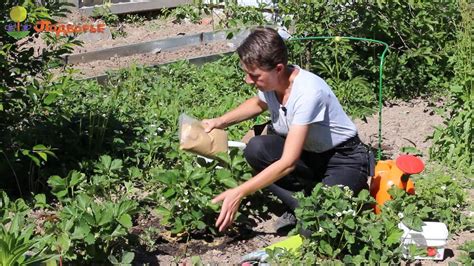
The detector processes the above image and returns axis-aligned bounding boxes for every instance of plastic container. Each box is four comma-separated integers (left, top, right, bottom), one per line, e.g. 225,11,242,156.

370,155,424,214
197,141,247,164
398,222,448,260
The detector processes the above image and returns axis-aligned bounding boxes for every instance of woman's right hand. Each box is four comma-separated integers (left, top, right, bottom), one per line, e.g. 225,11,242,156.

202,117,226,133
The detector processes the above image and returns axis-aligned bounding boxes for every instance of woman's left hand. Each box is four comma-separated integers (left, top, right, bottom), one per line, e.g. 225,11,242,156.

212,187,245,232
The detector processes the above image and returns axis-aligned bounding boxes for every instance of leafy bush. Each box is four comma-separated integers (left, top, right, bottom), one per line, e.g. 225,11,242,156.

1,55,254,195
309,39,375,118
0,1,81,196
286,185,404,264
455,240,474,266
214,1,460,99
430,0,473,173
280,1,460,99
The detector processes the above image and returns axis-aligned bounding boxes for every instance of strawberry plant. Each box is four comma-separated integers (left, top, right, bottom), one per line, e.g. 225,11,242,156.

152,149,253,235
454,240,474,266
42,193,138,263
412,171,470,233
290,184,404,264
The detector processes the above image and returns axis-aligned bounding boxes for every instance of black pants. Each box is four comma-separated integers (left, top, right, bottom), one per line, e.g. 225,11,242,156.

243,134,369,211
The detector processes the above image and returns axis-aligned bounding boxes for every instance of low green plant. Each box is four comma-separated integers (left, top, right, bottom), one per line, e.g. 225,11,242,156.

412,171,470,233
43,193,138,263
152,149,253,235
169,4,204,24
48,170,85,202
272,179,465,264
123,14,146,26
0,191,54,265
454,240,474,266
291,184,404,264
0,216,53,265
92,1,126,39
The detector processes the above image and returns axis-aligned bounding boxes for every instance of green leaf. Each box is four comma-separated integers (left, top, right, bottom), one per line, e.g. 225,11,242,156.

76,194,91,210
34,194,46,208
110,159,122,171
319,240,333,256
198,176,211,187
345,218,355,229
108,255,119,264
118,214,133,228
37,152,47,161
122,251,135,263
55,190,68,198
163,188,176,198
84,233,95,245
215,169,231,180
171,218,184,234
57,232,71,252
72,221,90,239
43,93,58,105
189,171,204,180
386,229,403,246
69,171,84,186
155,174,173,185
194,220,207,230
155,206,171,218
97,208,113,226
219,177,238,188
33,144,47,151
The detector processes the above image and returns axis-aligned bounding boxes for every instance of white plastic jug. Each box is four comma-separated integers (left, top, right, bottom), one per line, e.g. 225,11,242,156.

398,221,449,260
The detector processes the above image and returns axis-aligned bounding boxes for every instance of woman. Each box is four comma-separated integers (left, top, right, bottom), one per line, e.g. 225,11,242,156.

202,27,369,232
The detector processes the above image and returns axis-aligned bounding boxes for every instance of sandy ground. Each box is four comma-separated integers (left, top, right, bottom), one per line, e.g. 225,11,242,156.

44,11,233,78
354,97,445,159
70,40,233,78
63,10,217,53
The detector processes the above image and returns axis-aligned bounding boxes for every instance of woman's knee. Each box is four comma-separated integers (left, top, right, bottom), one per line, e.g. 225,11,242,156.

244,135,284,170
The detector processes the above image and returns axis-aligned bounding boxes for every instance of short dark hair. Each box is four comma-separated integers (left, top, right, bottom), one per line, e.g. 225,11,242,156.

237,27,288,71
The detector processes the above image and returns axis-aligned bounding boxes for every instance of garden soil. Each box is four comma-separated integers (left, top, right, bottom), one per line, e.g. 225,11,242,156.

56,12,471,265
67,15,233,78
70,40,233,78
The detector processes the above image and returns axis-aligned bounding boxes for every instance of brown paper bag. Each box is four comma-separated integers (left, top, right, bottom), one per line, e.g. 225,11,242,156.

179,114,228,157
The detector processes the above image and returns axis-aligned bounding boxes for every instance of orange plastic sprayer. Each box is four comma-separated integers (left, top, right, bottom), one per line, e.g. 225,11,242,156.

370,155,425,214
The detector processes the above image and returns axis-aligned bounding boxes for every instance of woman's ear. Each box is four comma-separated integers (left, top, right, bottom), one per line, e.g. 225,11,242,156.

275,63,285,73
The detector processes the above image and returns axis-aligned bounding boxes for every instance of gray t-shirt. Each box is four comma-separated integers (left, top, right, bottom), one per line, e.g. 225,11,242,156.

257,66,357,153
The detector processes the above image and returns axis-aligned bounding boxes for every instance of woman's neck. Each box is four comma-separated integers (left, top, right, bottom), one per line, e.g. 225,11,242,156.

275,66,298,103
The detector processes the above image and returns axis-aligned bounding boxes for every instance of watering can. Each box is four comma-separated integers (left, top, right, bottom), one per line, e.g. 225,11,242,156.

370,154,425,214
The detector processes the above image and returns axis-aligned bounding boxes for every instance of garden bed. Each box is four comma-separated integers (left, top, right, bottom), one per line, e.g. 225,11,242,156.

2,1,472,265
